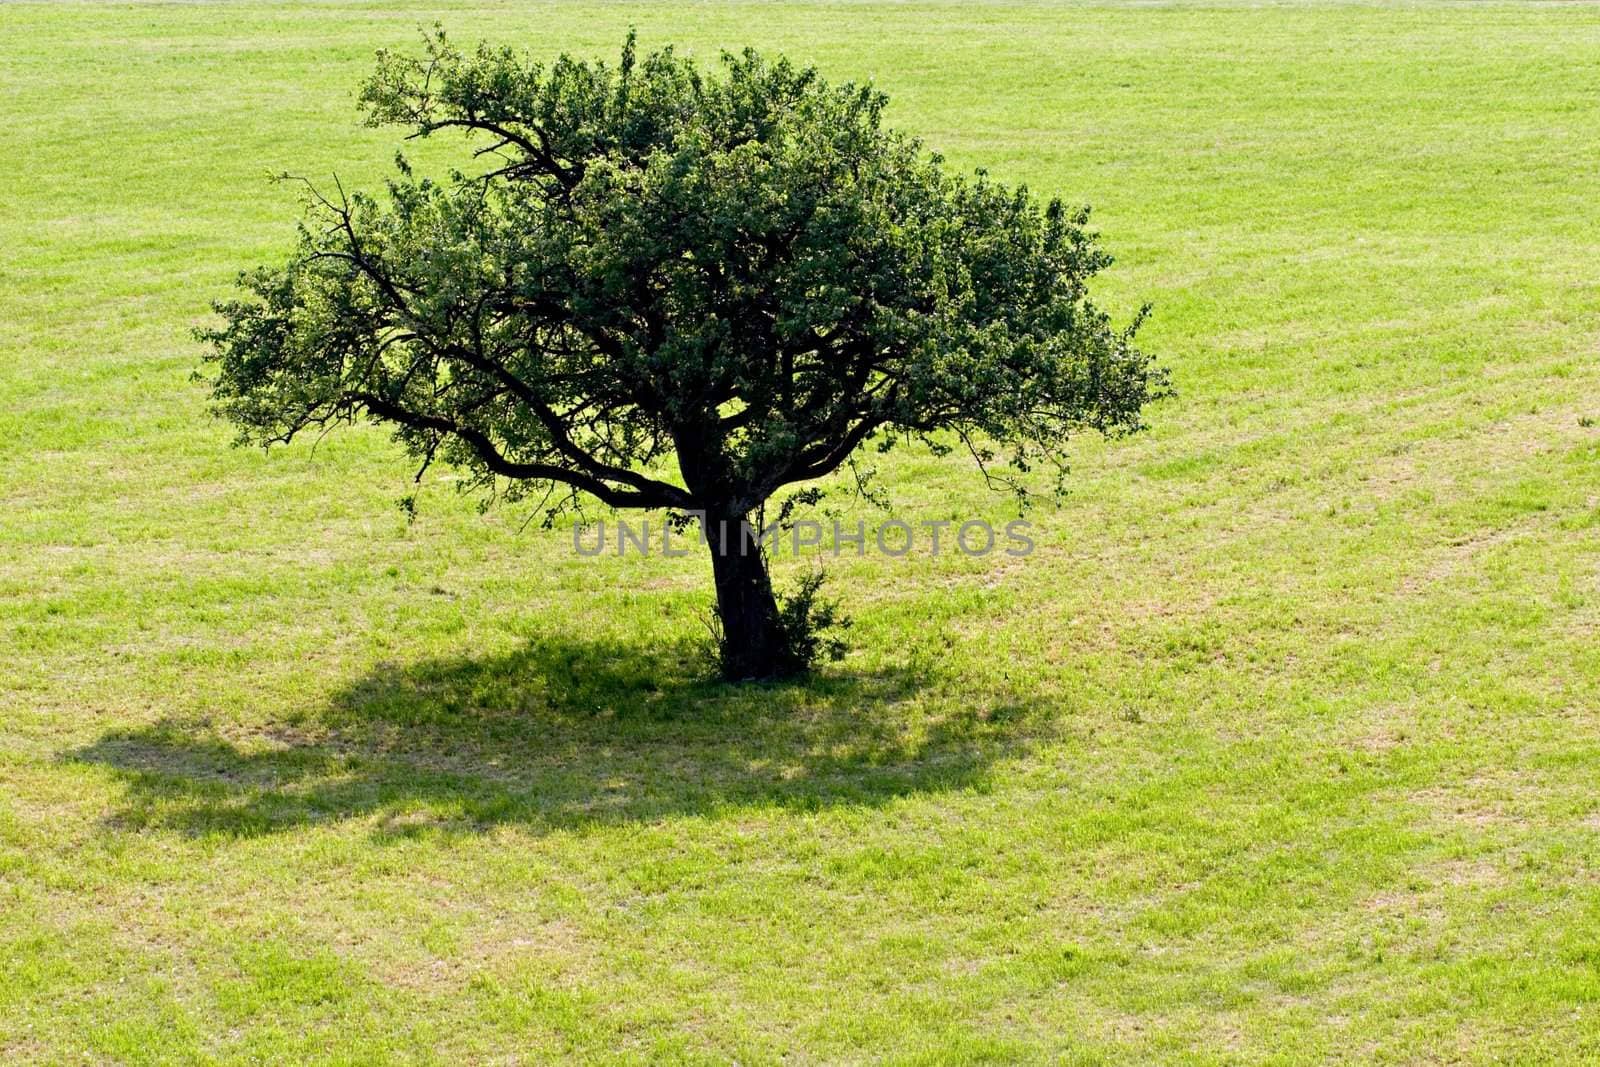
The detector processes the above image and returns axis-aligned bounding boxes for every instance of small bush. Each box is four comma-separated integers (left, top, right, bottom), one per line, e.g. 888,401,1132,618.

772,570,850,673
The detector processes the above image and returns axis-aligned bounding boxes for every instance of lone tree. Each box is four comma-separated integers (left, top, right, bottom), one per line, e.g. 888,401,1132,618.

202,31,1168,679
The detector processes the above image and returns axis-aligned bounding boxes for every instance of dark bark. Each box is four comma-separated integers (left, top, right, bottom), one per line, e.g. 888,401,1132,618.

703,514,790,679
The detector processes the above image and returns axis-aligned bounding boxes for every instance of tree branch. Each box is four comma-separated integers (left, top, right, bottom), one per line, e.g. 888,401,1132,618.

349,392,691,509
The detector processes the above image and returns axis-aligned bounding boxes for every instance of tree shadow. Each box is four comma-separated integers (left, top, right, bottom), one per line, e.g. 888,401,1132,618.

68,636,1042,841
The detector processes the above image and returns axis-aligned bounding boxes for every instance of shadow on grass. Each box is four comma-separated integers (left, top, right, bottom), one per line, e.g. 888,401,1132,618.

69,636,1039,840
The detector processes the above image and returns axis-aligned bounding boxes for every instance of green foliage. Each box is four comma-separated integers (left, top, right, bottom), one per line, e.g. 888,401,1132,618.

774,569,850,669
198,28,1165,522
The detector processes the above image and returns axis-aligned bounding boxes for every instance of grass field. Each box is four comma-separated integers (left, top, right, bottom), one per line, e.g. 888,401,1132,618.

5,1,1600,1062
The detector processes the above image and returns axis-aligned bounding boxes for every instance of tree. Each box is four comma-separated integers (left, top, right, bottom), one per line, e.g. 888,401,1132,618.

200,30,1168,679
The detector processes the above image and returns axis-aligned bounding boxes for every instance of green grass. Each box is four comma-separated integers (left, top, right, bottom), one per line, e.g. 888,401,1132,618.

4,0,1600,1061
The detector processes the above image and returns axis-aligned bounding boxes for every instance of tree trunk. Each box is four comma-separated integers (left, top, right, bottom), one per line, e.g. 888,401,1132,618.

703,516,790,680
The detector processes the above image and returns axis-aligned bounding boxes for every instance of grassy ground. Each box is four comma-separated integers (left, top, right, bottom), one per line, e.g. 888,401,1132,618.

4,1,1600,1062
